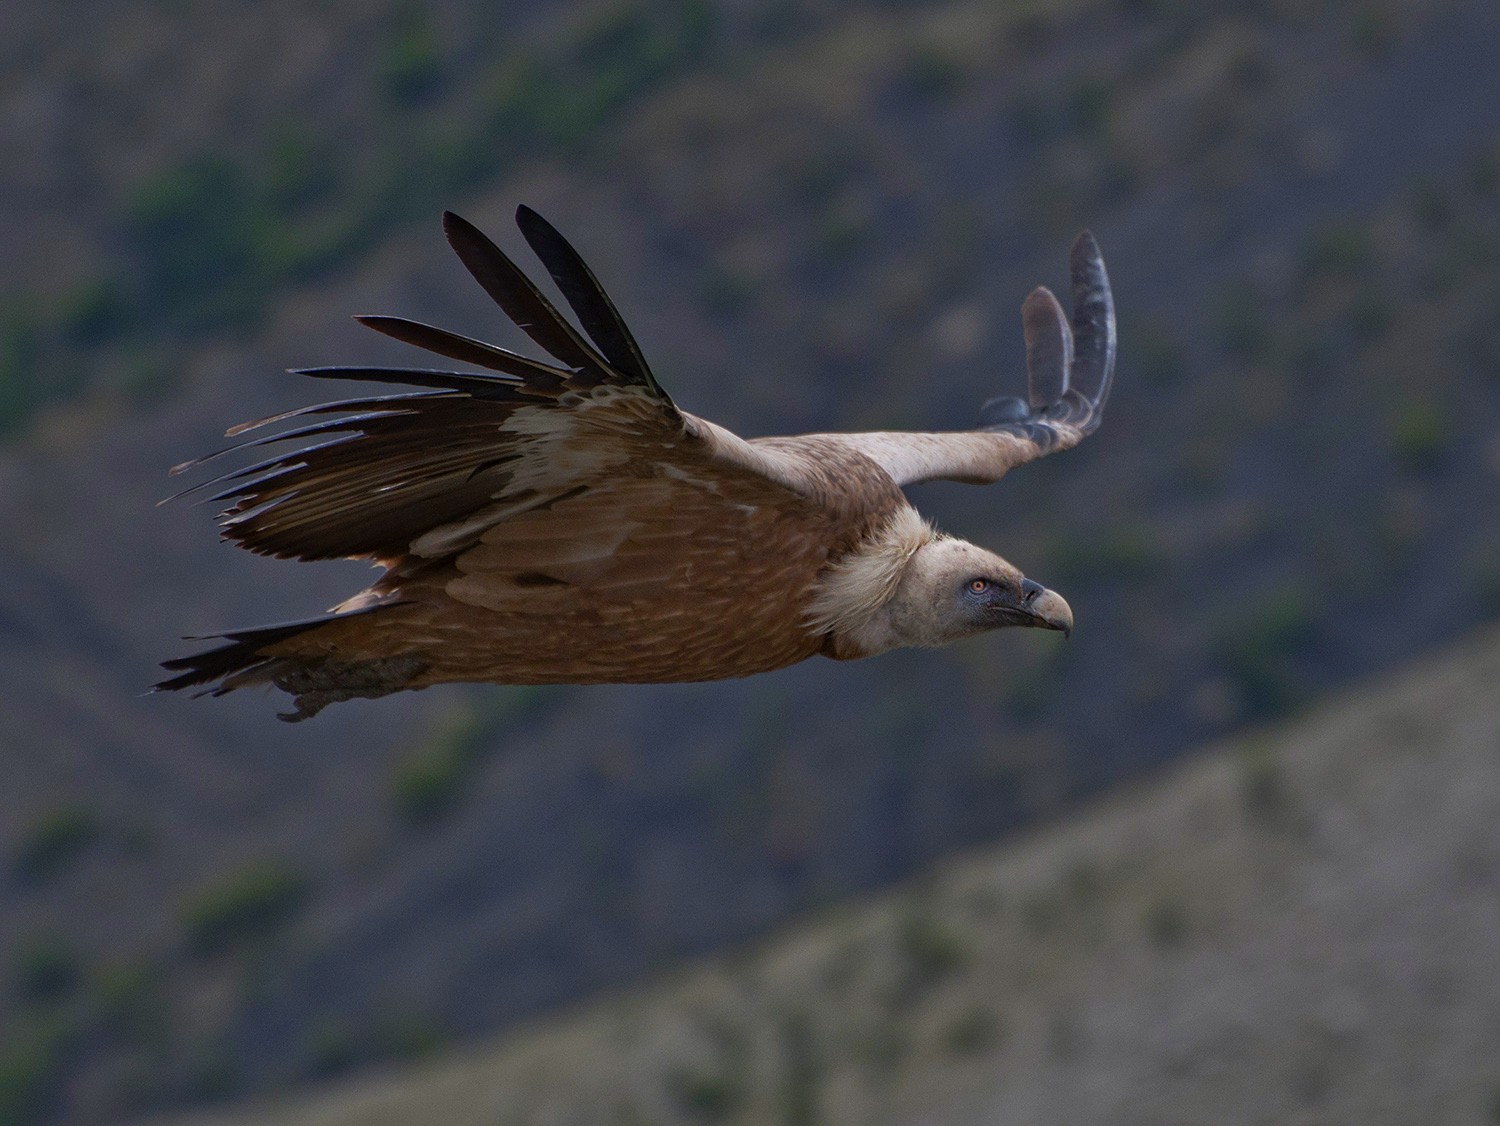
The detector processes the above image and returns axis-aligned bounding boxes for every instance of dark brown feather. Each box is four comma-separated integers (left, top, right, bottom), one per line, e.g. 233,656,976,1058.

155,610,379,694
290,365,539,398
354,315,572,381
441,210,611,378
221,390,442,438
513,205,661,393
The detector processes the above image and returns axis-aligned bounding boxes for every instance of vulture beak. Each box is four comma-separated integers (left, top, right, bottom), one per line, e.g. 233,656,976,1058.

1017,578,1073,638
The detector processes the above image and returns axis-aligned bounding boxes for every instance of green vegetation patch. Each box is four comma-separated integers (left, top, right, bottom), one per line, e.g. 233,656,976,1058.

127,154,269,331
1213,586,1319,720
180,860,308,955
479,0,713,157
1299,222,1375,281
1238,742,1294,827
390,738,472,824
92,958,168,1041
900,44,969,102
10,932,81,1003
370,1008,447,1062
379,3,445,105
1133,323,1188,388
1211,280,1272,360
1387,399,1450,472
665,1056,744,1121
894,907,973,993
0,1015,70,1126
776,1007,822,1126
391,688,553,824
1044,522,1159,586
0,305,88,438
11,805,100,884
942,1004,1004,1055
60,276,130,346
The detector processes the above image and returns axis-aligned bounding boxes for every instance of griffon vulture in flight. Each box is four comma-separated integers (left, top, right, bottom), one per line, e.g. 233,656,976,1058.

158,208,1115,720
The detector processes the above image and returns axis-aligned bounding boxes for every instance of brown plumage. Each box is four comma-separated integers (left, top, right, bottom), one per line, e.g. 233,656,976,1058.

157,208,1116,720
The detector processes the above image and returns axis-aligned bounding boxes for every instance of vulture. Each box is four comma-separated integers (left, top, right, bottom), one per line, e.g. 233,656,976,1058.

158,208,1115,720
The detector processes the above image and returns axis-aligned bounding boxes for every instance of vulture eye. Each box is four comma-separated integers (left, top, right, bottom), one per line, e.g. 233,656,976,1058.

968,578,990,594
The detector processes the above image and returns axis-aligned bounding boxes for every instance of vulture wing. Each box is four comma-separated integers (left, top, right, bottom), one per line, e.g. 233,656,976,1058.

812,232,1116,486
167,209,825,568
159,214,1111,713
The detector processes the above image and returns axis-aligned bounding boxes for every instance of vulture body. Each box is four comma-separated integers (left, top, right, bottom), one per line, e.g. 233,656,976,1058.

158,208,1115,720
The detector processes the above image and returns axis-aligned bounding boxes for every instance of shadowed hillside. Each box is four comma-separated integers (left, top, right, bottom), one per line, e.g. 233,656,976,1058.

2,0,1499,1121
159,621,1500,1126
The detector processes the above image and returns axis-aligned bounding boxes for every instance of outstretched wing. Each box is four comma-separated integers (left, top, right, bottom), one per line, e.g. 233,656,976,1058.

808,232,1116,486
166,208,819,565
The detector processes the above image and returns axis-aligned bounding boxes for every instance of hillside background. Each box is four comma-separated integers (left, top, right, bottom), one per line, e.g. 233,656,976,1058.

168,620,1500,1126
1,0,1497,1122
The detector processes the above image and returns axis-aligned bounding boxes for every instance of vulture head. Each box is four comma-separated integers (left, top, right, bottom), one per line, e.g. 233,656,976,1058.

895,537,1073,645
806,510,1073,659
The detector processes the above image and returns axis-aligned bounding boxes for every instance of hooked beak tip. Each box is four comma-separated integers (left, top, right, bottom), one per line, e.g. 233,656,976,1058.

1029,587,1073,638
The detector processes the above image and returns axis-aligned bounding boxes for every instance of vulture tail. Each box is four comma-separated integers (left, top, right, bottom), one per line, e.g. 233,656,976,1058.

153,606,426,722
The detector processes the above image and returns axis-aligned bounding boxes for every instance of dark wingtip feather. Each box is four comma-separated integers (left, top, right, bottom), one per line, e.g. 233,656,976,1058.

440,210,608,375
977,233,1115,446
1070,229,1100,261
354,314,571,383
1066,229,1116,415
441,209,467,237
512,204,663,394
1020,286,1072,410
286,365,537,399
442,210,494,262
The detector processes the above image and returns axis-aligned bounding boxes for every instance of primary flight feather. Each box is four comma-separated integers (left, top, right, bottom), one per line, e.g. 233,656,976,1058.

158,207,1116,720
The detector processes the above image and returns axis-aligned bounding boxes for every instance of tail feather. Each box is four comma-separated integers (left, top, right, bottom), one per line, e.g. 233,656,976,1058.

155,607,426,721
156,617,334,695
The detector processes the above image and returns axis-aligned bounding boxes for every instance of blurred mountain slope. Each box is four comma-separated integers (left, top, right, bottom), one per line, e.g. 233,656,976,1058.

2,0,1500,1121
160,619,1500,1126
